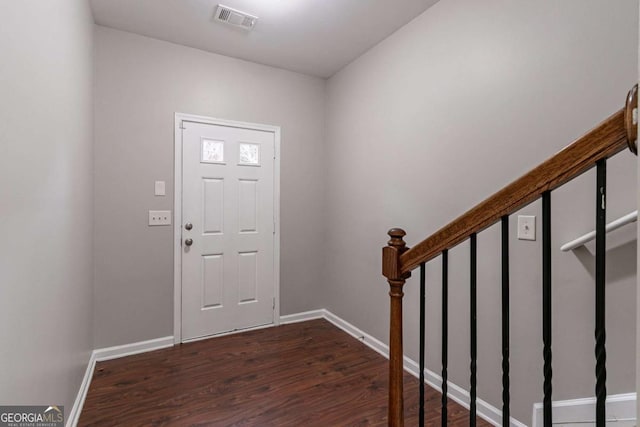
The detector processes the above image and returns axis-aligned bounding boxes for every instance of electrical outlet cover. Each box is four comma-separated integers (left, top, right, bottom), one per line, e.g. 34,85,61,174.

149,210,172,226
518,215,536,241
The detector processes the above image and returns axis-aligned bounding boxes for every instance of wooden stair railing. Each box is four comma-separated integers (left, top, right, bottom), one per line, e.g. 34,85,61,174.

382,84,638,427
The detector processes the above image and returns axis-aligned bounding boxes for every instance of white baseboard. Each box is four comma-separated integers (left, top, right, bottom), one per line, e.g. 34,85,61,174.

67,336,174,427
532,393,636,426
281,309,527,427
66,351,97,427
279,309,325,324
93,336,174,362
323,309,391,359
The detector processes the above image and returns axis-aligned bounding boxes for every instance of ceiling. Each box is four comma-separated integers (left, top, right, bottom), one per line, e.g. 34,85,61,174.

90,0,440,78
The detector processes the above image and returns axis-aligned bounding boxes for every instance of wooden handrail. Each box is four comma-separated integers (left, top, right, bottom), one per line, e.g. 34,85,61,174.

382,84,637,427
399,108,629,274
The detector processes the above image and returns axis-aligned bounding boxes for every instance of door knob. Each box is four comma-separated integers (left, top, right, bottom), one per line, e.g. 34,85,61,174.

185,222,193,230
184,238,193,246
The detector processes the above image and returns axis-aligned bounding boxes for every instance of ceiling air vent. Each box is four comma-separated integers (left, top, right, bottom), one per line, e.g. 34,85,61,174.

215,5,258,31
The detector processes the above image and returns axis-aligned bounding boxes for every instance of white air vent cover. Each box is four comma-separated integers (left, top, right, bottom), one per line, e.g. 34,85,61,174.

215,5,258,31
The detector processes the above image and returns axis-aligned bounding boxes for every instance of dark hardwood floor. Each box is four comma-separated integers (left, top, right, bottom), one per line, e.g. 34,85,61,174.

80,319,490,426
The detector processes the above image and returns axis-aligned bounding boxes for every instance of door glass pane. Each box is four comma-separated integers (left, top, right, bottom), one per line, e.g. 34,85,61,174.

202,139,224,163
239,143,260,165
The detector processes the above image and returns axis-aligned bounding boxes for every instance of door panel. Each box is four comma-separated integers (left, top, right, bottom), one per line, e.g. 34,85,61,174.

202,254,224,308
203,178,224,234
238,251,258,304
181,121,275,341
238,179,258,232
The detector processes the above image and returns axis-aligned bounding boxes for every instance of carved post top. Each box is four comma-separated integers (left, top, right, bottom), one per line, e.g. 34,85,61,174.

625,84,638,155
387,228,407,248
383,228,410,281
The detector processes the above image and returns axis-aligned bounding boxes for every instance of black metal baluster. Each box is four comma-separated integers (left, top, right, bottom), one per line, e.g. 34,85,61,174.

542,191,552,427
419,262,426,427
441,250,448,427
595,160,607,426
501,216,510,426
470,234,477,426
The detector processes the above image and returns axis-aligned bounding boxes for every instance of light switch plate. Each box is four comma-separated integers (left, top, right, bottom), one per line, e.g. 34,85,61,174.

154,181,166,196
149,210,172,226
518,215,536,241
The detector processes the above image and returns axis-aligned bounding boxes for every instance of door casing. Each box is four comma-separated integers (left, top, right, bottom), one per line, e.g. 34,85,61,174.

173,113,281,344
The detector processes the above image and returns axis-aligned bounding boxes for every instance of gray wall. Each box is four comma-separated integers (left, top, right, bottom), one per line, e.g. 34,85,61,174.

0,0,94,417
324,0,638,423
93,26,326,348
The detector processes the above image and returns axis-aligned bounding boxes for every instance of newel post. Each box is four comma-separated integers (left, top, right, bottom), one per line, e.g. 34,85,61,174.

382,228,411,427
624,83,638,154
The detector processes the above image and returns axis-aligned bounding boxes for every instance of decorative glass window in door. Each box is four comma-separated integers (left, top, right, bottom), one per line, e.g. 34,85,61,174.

239,143,260,166
201,139,224,163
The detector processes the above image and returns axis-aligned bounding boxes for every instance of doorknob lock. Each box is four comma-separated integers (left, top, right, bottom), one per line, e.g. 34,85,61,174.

184,238,193,246
185,222,193,230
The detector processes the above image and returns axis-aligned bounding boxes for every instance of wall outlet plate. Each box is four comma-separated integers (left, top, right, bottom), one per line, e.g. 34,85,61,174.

518,215,536,241
149,210,171,226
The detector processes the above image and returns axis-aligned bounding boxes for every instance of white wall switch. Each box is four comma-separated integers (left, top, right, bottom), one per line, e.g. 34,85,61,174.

518,215,536,241
154,181,166,196
149,210,172,226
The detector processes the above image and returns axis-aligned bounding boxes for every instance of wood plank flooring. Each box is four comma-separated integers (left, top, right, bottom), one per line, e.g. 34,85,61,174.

80,319,490,426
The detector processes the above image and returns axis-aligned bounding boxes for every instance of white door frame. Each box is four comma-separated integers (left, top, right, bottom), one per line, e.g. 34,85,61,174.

173,113,281,344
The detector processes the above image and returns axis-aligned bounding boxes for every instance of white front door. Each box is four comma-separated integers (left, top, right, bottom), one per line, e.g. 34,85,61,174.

181,120,276,341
